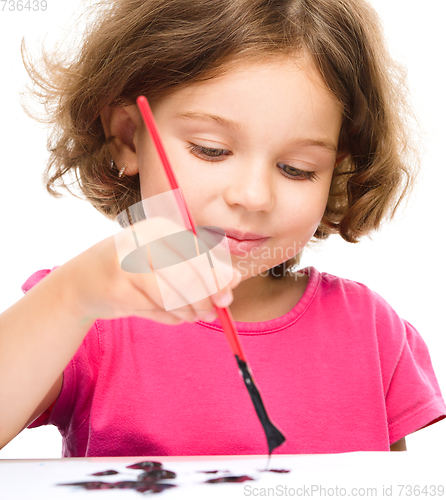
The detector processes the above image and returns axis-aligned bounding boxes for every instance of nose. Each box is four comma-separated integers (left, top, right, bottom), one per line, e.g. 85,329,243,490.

223,158,275,212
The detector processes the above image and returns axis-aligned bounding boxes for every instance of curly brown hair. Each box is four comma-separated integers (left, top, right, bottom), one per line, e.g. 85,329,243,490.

21,0,420,279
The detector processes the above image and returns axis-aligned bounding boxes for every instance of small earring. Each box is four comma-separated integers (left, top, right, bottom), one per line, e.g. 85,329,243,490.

118,163,128,178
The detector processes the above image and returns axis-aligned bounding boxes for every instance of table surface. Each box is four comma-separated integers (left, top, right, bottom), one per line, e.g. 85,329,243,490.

1,452,444,499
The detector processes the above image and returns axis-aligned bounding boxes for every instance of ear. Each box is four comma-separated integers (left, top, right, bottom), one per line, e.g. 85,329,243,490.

100,104,142,175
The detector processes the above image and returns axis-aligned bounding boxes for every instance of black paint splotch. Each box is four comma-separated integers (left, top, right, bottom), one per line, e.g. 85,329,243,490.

58,461,267,494
118,481,176,493
113,481,142,489
58,481,114,490
91,469,119,476
146,483,177,493
259,468,291,473
205,475,254,484
59,461,178,495
58,480,176,494
138,469,176,482
126,461,163,471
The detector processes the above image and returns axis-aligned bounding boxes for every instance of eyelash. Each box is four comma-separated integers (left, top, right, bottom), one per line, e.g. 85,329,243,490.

187,144,318,181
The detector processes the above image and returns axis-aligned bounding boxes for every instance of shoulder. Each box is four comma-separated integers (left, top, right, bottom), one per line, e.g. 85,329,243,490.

311,267,410,357
313,268,401,319
313,267,434,383
21,265,101,361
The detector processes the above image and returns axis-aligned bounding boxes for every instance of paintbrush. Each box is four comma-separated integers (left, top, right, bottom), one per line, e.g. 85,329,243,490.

136,95,285,456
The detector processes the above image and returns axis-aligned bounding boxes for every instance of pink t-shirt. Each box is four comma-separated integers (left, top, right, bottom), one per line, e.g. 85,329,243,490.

23,267,446,457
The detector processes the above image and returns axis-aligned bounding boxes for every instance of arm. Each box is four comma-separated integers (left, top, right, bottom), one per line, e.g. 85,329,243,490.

22,374,63,430
0,221,239,450
0,264,95,449
390,437,407,451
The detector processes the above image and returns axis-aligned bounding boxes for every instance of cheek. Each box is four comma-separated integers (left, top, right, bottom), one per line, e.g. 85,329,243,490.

279,182,331,240
166,143,218,205
138,144,172,200
306,172,333,219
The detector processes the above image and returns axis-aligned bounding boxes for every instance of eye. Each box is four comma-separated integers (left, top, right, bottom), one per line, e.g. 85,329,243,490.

187,144,232,161
187,144,318,181
278,163,318,181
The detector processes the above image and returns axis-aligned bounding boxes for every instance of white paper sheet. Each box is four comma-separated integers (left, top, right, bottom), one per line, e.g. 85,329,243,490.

1,452,444,499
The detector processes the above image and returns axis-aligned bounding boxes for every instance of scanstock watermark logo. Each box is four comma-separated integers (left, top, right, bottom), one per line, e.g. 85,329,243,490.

113,189,234,311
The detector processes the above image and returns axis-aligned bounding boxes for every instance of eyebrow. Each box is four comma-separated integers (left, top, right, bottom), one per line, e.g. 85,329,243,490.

174,111,338,153
174,111,243,133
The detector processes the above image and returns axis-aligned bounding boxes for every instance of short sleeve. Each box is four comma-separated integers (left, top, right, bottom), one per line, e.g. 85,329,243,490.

21,268,56,294
386,320,446,444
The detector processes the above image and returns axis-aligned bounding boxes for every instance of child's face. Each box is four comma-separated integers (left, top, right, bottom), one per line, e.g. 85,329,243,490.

134,54,344,279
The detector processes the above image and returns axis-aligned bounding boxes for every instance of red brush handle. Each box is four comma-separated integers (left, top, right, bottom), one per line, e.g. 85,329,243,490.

136,96,247,362
214,306,246,361
136,97,196,232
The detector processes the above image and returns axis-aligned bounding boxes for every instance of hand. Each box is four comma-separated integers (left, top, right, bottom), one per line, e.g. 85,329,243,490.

61,217,242,325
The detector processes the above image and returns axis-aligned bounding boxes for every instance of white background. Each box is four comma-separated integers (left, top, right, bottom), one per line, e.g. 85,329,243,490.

0,0,445,459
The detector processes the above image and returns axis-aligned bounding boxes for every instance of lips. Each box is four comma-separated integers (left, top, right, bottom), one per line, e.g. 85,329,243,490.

209,227,269,241
204,227,270,257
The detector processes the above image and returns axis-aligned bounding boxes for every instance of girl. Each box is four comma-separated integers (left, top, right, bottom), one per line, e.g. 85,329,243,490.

0,0,445,457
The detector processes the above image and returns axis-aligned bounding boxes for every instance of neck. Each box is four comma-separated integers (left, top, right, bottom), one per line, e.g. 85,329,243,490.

228,271,308,323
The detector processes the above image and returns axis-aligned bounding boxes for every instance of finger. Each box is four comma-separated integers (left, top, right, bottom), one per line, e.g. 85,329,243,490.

155,234,221,317
131,305,184,325
122,237,198,322
135,219,239,320
192,268,242,322
129,280,191,324
209,266,242,308
116,217,199,322
150,268,201,322
161,229,216,289
130,271,195,323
